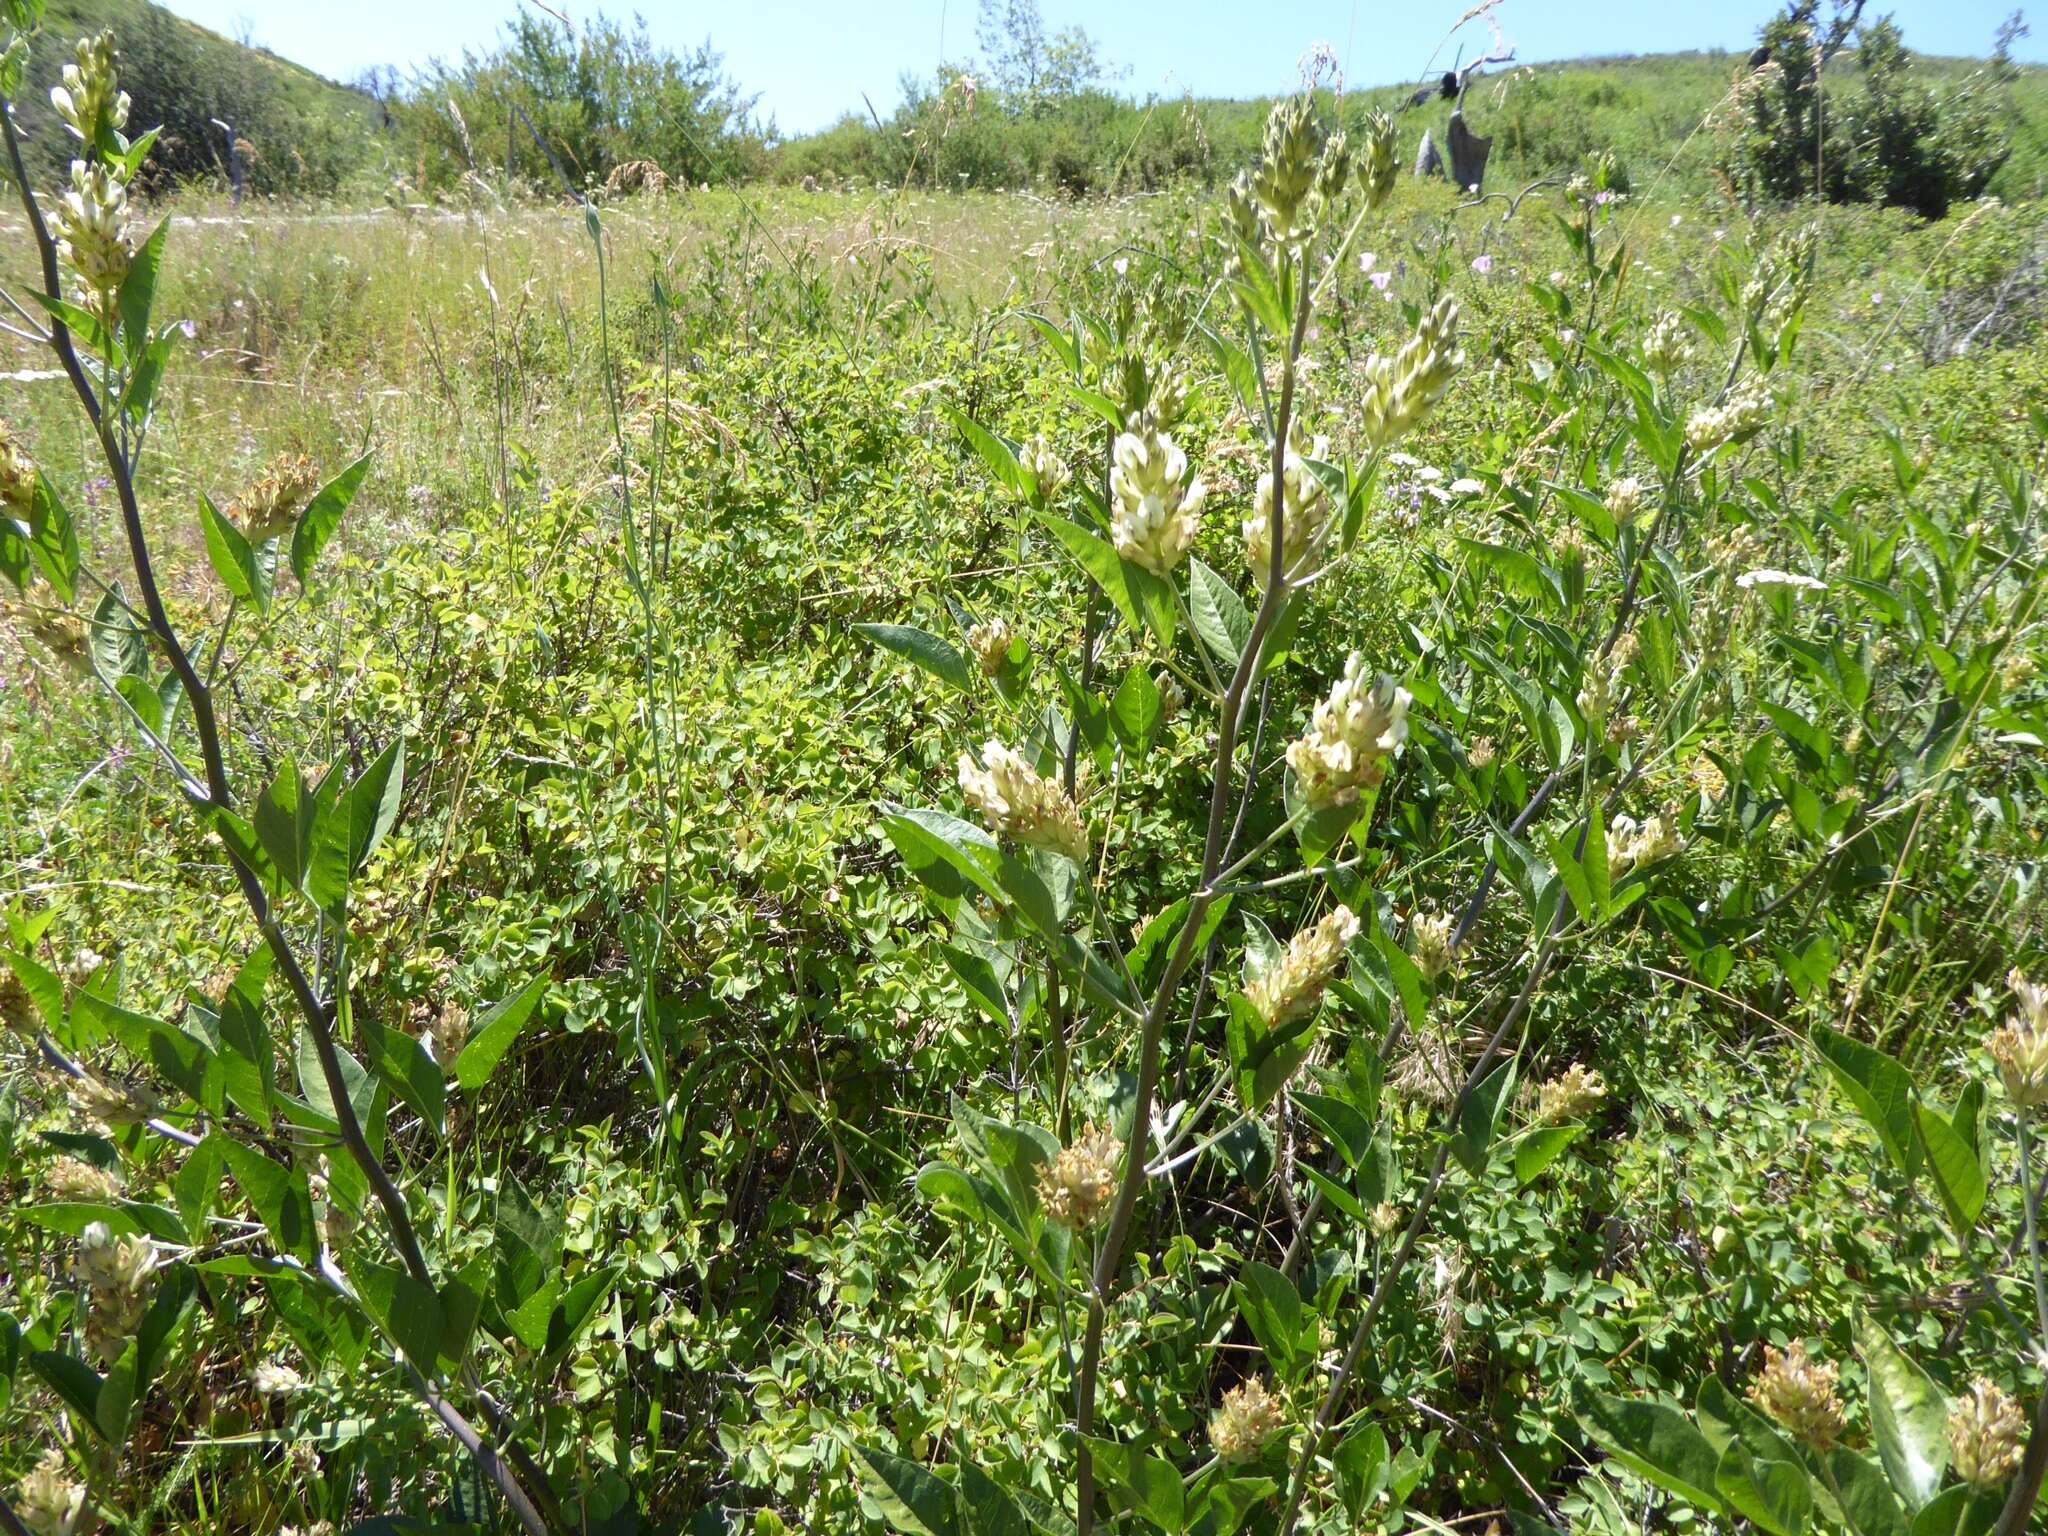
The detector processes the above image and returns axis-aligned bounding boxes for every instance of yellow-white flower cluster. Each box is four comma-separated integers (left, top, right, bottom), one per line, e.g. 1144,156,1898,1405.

1037,1123,1122,1229
1536,1064,1607,1124
250,1359,306,1397
1642,311,1694,373
15,1448,86,1536
46,1155,119,1203
1359,296,1464,448
1608,810,1681,880
1243,423,1331,590
1685,378,1771,455
231,453,320,545
965,616,1014,677
49,31,129,145
1991,969,2048,1109
51,159,131,300
1209,1377,1288,1463
1287,655,1411,812
1604,475,1650,529
1948,1378,2027,1491
68,1070,160,1131
958,741,1089,863
75,1220,157,1361
1109,425,1205,575
1019,434,1070,503
1247,906,1360,1027
1409,908,1462,982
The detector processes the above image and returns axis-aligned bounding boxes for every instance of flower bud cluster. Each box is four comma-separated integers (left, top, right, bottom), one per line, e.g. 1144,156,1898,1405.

1608,809,1681,879
1604,475,1650,529
75,1220,157,1361
52,159,131,301
15,1448,86,1536
1685,378,1771,455
1247,906,1360,1027
958,740,1089,863
1948,1379,2026,1491
1748,1340,1846,1449
1536,1064,1607,1124
50,31,130,146
1357,111,1398,212
966,616,1014,677
1209,1377,1287,1463
1287,655,1410,812
1409,908,1462,982
1359,297,1464,448
1019,434,1070,504
1248,96,1322,251
1243,420,1331,590
1642,311,1694,373
1992,969,2048,1109
1110,424,1205,575
1037,1122,1121,1228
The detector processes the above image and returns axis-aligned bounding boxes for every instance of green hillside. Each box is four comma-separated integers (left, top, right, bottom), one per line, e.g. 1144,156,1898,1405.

15,0,382,194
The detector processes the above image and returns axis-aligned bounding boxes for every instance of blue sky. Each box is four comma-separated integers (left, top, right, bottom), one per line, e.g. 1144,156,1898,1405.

163,1,2044,135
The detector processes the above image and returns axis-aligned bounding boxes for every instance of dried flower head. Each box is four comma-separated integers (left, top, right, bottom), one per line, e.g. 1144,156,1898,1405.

15,1447,86,1536
1536,1064,1606,1124
1948,1378,2026,1491
1359,296,1464,448
230,453,320,545
0,417,36,513
1038,1123,1122,1228
429,999,469,1070
1991,969,2048,1108
46,1155,119,1202
1370,1200,1403,1238
1109,425,1205,575
1,967,38,1034
68,1070,160,1131
1247,906,1360,1026
1467,735,1496,769
1019,434,1070,503
1748,1341,1846,1449
74,1220,156,1361
1410,908,1462,982
1243,421,1332,590
1286,655,1410,812
958,741,1089,863
1210,1377,1288,1463
966,617,1014,678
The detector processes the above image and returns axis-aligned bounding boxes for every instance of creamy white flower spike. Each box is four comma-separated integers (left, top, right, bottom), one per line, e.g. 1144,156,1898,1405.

958,741,1088,863
1358,296,1463,448
1109,425,1205,575
1247,906,1360,1026
1243,422,1332,590
1735,568,1827,593
1685,378,1771,454
1287,655,1410,812
965,616,1014,678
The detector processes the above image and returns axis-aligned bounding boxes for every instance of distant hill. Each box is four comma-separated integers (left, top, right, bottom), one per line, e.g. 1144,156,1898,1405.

15,0,385,194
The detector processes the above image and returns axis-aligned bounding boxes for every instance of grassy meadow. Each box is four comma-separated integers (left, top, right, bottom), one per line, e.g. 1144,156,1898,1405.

6,25,2048,1536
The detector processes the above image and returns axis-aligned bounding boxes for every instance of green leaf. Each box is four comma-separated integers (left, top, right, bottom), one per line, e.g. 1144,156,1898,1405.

76,991,216,1112
1111,665,1163,753
1452,1059,1517,1175
1907,1485,2002,1536
96,1339,137,1443
1032,509,1141,635
956,1460,1030,1536
453,977,549,1092
1715,1441,1812,1536
1513,1124,1585,1186
1582,1393,1725,1514
341,737,407,876
200,491,265,610
854,623,974,694
30,1352,108,1439
1456,538,1565,611
354,1261,446,1371
362,1014,445,1135
1857,1316,1949,1512
855,1446,961,1536
1293,1091,1375,1169
1122,1454,1187,1534
218,1138,317,1263
115,218,169,349
1234,1261,1309,1381
940,404,1027,501
290,452,373,588
1827,1447,1908,1536
2,947,65,1034
89,585,148,685
253,756,313,891
0,1313,18,1411
27,473,80,601
1189,557,1249,665
1914,1103,1985,1240
213,947,275,1128
1812,1024,1922,1181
